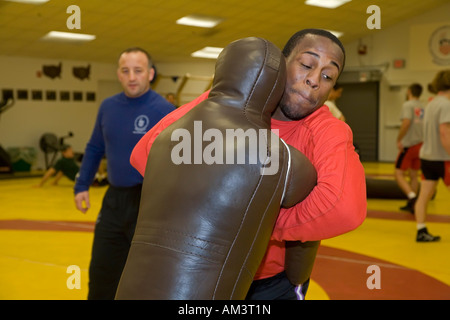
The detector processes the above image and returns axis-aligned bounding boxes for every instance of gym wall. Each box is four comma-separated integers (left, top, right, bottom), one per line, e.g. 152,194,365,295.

0,54,214,171
0,2,448,170
0,56,117,170
343,3,449,162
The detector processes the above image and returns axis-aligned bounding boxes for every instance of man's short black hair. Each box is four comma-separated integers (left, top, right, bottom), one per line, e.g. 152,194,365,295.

282,29,346,73
408,83,423,98
119,47,153,68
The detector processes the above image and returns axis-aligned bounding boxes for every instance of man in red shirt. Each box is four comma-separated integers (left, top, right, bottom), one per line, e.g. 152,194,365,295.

130,29,366,299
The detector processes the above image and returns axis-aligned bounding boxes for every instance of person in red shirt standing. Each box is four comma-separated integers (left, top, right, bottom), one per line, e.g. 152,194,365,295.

129,29,366,299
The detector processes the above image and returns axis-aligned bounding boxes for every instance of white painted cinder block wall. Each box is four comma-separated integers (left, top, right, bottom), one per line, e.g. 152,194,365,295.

0,55,214,170
343,2,450,161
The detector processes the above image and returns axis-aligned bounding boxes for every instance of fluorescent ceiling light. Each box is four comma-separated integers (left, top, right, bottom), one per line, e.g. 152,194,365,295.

327,30,344,38
177,14,223,28
41,31,96,42
4,0,49,4
191,47,223,59
305,0,351,9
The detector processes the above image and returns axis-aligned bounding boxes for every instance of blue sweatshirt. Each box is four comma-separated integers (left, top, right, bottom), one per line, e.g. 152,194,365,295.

74,89,175,194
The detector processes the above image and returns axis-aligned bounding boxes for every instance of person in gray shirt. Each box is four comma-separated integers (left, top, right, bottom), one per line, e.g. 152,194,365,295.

414,70,450,242
395,83,424,213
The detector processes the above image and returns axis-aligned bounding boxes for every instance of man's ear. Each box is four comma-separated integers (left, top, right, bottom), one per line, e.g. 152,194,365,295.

149,67,155,83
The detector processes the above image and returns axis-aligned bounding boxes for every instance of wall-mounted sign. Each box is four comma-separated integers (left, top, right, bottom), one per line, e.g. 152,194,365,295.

42,63,62,79
73,65,90,80
429,25,450,66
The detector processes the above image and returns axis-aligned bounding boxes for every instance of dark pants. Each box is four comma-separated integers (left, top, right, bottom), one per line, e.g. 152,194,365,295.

87,184,142,300
245,272,310,300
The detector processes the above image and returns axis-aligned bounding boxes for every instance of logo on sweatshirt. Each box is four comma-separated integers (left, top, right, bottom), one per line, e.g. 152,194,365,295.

133,115,150,134
414,107,424,120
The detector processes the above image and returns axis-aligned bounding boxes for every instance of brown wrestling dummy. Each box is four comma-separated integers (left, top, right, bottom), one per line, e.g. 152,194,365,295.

115,37,317,300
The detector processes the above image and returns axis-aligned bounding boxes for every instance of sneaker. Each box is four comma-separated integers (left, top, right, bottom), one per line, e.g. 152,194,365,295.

400,197,416,214
416,228,441,242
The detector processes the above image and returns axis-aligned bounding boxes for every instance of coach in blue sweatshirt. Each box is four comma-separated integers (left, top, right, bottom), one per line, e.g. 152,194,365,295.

74,47,175,299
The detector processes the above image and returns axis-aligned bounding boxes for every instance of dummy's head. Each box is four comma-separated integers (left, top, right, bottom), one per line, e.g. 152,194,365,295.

209,37,286,125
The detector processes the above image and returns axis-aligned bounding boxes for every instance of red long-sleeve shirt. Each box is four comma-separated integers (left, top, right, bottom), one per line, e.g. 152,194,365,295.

130,90,366,280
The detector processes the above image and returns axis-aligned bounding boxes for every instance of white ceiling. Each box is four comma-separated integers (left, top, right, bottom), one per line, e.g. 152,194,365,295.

0,0,448,65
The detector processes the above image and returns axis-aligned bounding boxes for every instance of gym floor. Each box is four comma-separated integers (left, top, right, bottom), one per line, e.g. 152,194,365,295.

0,162,449,300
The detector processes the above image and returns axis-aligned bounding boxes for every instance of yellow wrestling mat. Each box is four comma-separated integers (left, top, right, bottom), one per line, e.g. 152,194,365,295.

0,162,449,300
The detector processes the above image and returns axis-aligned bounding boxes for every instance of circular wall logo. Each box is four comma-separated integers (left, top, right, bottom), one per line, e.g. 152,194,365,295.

429,25,450,65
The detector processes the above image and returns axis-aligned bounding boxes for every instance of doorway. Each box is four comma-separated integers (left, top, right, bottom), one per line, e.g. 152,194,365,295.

337,81,379,162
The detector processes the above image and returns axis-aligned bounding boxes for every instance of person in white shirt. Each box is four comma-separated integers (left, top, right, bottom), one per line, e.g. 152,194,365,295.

414,70,450,242
324,83,346,122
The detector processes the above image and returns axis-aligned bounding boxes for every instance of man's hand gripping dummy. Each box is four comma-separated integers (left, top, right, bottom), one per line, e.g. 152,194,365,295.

115,37,317,300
